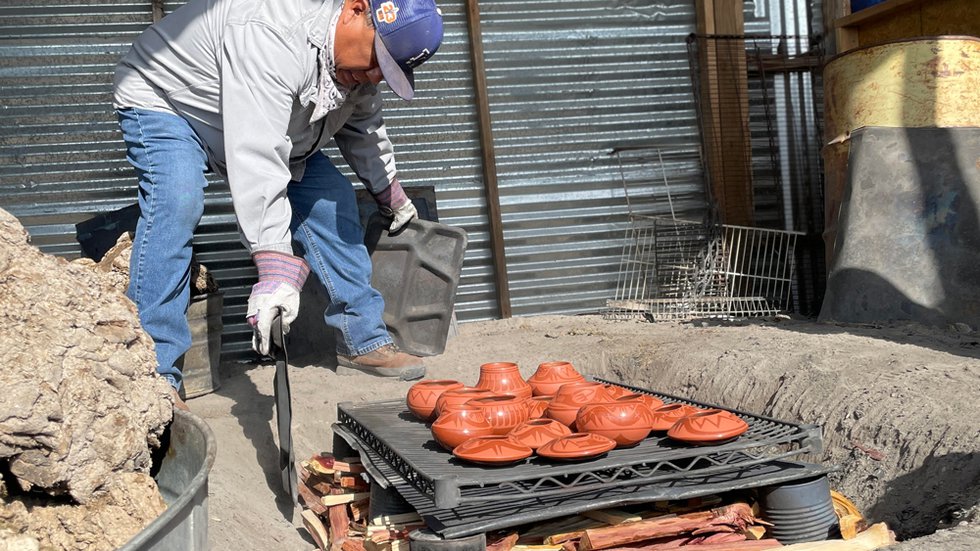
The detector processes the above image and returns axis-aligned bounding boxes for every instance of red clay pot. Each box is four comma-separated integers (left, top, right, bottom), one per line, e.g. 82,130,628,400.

526,361,586,397
430,404,495,450
434,387,496,417
667,409,749,445
527,395,553,420
616,393,665,414
576,400,655,447
453,435,533,466
468,394,531,435
406,379,465,421
507,418,572,450
601,384,633,399
649,403,704,432
475,362,533,400
546,381,613,429
536,432,617,461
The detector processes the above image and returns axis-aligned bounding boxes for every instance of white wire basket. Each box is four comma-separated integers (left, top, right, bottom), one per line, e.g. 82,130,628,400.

605,215,803,321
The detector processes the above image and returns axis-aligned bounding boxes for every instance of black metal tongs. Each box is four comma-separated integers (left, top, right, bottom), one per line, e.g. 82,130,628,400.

270,312,297,502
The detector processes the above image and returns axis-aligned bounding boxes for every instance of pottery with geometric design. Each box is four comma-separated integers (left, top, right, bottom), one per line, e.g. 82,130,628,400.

546,381,613,428
649,403,704,432
576,399,655,447
667,409,749,445
468,394,531,435
430,404,495,450
434,387,496,417
453,435,533,466
506,418,572,450
527,395,553,420
536,432,617,461
475,362,533,400
407,379,465,421
526,361,585,397
616,393,665,414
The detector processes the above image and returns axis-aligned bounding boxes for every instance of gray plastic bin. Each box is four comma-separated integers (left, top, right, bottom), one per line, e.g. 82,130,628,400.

120,409,217,551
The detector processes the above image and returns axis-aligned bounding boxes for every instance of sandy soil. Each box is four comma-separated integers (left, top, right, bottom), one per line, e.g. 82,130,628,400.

188,314,980,550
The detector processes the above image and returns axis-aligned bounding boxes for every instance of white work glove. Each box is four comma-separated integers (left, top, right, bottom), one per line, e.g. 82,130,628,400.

373,178,418,232
246,251,311,356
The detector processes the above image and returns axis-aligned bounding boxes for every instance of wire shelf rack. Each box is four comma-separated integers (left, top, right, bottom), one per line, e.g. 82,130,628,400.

605,215,804,321
334,380,821,511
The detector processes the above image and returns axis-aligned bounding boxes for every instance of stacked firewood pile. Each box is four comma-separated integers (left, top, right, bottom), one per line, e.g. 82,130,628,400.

297,453,895,551
298,453,423,551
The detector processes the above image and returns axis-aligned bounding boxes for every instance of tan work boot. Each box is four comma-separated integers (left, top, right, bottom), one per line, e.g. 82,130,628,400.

336,344,426,381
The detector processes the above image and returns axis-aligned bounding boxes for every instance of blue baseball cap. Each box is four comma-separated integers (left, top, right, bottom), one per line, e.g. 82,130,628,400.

370,0,443,100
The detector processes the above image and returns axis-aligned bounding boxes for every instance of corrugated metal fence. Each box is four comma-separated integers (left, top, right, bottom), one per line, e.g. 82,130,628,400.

1,1,785,359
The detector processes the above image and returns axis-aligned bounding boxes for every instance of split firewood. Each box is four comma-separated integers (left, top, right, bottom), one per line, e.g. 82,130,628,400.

339,475,371,491
778,522,894,550
322,492,372,507
581,509,643,526
486,532,520,551
364,539,409,551
580,503,760,550
366,525,425,539
689,532,747,544
315,453,368,474
596,540,782,551
838,514,866,540
299,481,330,516
349,498,370,522
743,526,768,540
527,516,605,545
370,512,423,526
302,509,332,551
342,539,367,551
329,504,351,541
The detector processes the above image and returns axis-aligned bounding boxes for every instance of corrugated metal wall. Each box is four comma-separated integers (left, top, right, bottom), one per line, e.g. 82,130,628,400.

1,0,788,360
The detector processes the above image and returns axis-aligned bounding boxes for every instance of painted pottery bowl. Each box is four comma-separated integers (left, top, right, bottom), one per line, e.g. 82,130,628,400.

453,435,533,466
434,387,496,417
649,403,704,432
506,418,572,450
475,362,533,400
527,395,553,420
667,409,749,445
526,361,586,397
546,381,613,428
537,432,617,461
468,394,531,435
430,404,495,450
407,379,465,421
576,400,655,447
601,384,633,399
616,393,665,413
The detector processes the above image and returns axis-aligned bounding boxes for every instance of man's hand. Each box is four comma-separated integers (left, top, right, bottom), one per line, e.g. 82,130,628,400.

373,178,418,232
246,251,310,356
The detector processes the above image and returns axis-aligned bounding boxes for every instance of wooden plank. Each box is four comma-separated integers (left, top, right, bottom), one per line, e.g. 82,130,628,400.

581,509,642,526
370,512,422,526
322,492,371,507
779,522,895,550
299,481,330,516
329,504,351,541
342,540,367,551
302,509,332,551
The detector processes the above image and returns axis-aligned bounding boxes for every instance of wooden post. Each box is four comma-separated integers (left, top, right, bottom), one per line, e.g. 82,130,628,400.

694,0,753,226
465,0,512,318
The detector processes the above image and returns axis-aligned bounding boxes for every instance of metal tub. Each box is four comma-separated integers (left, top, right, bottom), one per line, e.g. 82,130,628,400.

120,409,217,551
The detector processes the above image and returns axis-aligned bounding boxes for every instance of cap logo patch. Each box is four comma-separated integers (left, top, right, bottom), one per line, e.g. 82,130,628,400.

376,1,399,24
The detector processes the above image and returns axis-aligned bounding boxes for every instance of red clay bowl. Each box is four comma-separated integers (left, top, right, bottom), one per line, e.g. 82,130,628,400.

475,362,533,400
649,403,704,432
468,394,530,435
576,400,655,447
507,418,572,450
600,384,633,399
434,387,496,417
527,361,586,397
537,432,617,461
453,435,533,466
667,409,749,445
407,379,465,421
616,393,665,413
527,395,553,420
430,404,495,450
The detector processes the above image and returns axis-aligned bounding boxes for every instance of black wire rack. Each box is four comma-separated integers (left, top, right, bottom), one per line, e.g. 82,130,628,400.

334,379,822,510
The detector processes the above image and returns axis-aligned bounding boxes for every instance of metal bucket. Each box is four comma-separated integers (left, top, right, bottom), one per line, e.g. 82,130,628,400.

119,409,217,551
759,475,840,545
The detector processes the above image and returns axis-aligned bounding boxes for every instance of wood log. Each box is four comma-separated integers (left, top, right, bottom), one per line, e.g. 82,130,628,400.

778,522,895,550
743,527,768,540
349,498,370,522
486,532,520,551
580,503,757,551
302,509,332,551
582,509,643,526
339,475,371,490
315,453,368,474
838,515,865,540
342,539,367,551
322,492,372,507
597,540,781,551
329,504,351,541
299,480,330,516
370,512,423,526
525,516,604,545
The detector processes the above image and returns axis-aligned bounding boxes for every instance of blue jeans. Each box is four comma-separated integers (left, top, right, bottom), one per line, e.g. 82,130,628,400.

117,108,390,389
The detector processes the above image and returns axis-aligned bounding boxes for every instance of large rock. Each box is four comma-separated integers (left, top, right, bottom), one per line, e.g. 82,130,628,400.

0,207,173,504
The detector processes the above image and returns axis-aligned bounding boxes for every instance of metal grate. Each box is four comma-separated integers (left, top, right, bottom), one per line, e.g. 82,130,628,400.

336,426,832,538
335,380,821,510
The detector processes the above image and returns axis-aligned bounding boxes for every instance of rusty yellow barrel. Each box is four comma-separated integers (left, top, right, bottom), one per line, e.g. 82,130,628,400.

822,37,980,267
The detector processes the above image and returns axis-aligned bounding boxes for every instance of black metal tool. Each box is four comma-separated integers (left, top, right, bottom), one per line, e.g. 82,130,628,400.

270,313,297,502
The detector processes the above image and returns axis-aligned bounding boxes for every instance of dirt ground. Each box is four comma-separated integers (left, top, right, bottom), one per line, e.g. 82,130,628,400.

187,314,980,550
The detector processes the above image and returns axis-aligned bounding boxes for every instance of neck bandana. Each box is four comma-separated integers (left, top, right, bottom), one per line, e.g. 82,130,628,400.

310,2,350,123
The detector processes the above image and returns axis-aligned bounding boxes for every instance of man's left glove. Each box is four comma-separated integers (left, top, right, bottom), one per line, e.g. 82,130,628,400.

246,251,311,356
373,178,418,232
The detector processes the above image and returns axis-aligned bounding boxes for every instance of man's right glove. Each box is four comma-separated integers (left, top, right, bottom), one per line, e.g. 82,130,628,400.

246,251,311,356
372,178,418,232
